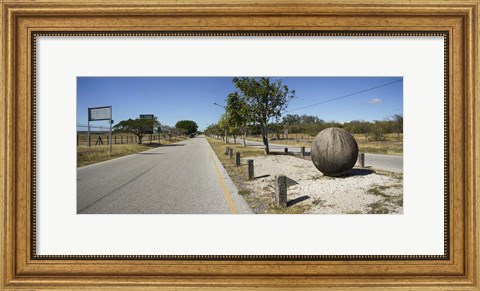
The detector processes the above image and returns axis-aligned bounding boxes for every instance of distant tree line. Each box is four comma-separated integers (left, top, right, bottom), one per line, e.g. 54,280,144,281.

279,113,403,141
206,113,403,142
113,117,198,144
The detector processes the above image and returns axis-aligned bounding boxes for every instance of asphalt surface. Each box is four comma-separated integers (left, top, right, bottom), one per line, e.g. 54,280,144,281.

77,137,253,214
242,139,403,173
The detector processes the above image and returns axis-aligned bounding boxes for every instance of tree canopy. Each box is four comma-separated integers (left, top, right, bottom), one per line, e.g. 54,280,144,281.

232,77,295,154
175,120,198,135
113,118,157,144
224,92,251,146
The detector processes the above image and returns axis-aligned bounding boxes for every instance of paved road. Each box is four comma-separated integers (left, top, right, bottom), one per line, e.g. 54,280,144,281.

77,137,252,214
242,139,403,173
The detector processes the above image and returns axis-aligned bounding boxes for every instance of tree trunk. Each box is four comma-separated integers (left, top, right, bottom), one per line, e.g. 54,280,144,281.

138,135,143,144
242,133,247,147
261,124,270,155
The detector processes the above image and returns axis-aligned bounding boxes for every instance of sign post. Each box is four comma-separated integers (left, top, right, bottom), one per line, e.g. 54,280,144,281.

88,106,113,154
109,119,113,155
87,121,91,147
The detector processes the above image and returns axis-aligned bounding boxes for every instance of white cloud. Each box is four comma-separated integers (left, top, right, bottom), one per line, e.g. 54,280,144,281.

368,98,382,104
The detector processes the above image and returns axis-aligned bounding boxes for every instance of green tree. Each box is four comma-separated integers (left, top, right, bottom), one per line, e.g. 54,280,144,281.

392,114,403,141
158,124,180,140
175,120,198,135
225,92,251,147
366,121,387,141
113,118,157,144
232,77,295,154
217,114,230,143
281,114,301,125
205,123,223,138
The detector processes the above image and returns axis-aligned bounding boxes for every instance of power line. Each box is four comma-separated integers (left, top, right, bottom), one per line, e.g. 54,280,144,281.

286,78,402,113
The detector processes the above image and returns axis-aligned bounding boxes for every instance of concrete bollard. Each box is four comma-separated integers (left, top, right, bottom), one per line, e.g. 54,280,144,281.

301,146,305,157
235,152,241,166
274,175,288,207
225,147,230,155
229,148,233,159
247,160,254,180
284,147,288,154
358,153,365,168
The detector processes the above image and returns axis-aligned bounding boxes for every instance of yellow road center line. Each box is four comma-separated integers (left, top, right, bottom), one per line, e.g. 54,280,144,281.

209,148,238,214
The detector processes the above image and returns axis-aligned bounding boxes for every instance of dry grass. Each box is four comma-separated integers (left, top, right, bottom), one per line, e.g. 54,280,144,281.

208,137,310,214
77,137,186,167
208,137,403,214
248,133,403,155
207,137,264,184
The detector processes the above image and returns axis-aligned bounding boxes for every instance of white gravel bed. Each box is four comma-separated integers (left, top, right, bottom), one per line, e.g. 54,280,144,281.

244,155,403,214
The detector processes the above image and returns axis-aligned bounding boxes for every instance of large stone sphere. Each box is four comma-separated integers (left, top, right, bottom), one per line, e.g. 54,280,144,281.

311,127,358,176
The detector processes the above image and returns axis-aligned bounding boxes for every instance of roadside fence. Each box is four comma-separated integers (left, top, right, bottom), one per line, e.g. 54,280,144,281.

77,124,164,147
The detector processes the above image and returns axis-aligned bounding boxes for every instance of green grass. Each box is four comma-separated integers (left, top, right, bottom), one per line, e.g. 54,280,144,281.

311,197,327,207
367,201,392,214
366,184,403,214
367,185,391,197
238,189,251,196
375,170,403,181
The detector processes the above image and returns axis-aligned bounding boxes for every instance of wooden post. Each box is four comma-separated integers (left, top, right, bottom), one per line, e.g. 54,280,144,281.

301,146,305,157
274,175,287,207
284,147,288,154
247,160,254,180
235,152,241,166
229,148,233,159
121,135,123,144
358,153,365,168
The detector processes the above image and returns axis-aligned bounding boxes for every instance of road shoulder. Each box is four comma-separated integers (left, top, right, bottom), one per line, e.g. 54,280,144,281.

205,138,254,214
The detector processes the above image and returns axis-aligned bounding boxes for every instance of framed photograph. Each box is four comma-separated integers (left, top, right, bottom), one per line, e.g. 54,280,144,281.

1,0,479,289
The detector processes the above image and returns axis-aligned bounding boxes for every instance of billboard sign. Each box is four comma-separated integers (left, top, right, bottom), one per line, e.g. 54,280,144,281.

88,106,112,121
140,114,154,119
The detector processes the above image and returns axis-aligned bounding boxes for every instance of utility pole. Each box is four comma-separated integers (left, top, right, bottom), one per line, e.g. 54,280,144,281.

213,102,228,143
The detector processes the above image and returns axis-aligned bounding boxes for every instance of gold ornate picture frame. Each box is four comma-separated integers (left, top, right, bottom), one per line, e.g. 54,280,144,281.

1,0,478,289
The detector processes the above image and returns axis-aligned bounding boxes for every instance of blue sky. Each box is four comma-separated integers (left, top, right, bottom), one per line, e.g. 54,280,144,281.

77,77,403,131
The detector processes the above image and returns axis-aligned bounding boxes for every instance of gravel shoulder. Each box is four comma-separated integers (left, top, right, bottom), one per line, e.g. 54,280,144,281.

242,155,403,214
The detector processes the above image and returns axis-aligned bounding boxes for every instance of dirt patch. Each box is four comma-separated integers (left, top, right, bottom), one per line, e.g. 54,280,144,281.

243,155,403,214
